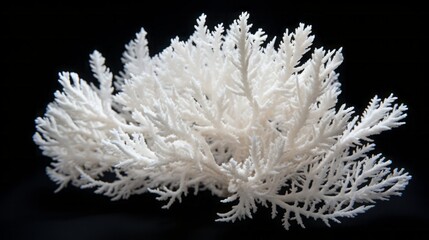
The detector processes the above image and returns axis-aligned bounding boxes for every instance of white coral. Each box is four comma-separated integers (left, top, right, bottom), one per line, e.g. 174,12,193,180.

34,12,410,229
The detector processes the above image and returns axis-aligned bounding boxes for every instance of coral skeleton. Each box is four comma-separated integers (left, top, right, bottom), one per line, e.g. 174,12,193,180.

34,12,410,229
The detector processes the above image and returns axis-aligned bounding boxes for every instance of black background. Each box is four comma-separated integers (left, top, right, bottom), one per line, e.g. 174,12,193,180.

1,1,428,239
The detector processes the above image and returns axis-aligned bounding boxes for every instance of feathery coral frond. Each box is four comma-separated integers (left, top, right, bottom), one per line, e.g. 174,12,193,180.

34,12,410,230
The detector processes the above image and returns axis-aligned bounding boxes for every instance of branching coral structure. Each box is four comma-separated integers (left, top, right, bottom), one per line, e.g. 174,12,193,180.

34,12,411,229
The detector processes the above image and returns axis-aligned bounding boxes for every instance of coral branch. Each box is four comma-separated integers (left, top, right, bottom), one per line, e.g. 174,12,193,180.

34,12,410,230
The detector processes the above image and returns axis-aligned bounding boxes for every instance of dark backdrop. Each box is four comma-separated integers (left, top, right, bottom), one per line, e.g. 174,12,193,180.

1,1,428,239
